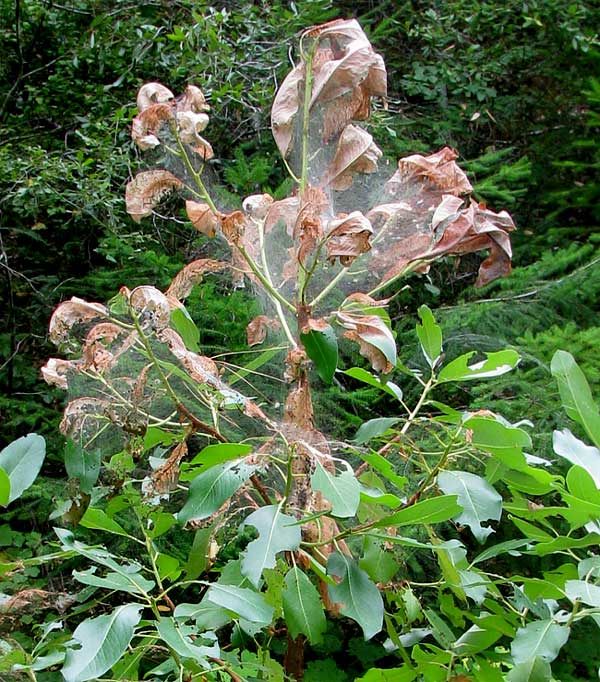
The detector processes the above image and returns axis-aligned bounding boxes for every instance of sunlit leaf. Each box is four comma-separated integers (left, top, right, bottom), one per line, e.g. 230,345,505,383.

438,349,519,383
311,460,360,518
506,656,552,682
551,350,600,448
510,620,569,664
437,470,502,543
61,604,142,682
80,508,130,538
0,434,45,503
155,618,219,666
205,583,274,626
240,504,301,587
372,495,462,528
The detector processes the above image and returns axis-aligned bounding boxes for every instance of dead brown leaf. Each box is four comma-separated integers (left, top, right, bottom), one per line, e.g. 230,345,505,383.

125,170,183,223
246,315,281,347
326,211,373,266
166,258,227,300
325,124,382,190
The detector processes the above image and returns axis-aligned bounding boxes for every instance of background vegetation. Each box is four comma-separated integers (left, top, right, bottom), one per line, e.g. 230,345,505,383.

0,0,599,679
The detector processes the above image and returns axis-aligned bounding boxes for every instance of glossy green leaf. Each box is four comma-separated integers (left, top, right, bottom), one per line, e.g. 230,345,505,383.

357,451,407,490
372,495,462,528
452,624,501,656
511,620,569,664
327,552,384,640
178,460,255,524
228,347,283,386
437,470,502,543
438,349,519,383
311,460,360,518
155,617,219,665
301,324,338,384
282,566,326,644
0,434,45,503
241,504,301,587
80,508,130,537
72,566,154,596
465,416,531,470
506,656,552,682
553,429,600,486
353,417,400,444
0,468,10,507
194,443,254,467
355,667,416,681
205,583,274,626
551,350,600,448
416,305,442,368
61,603,142,682
64,439,101,493
170,306,200,352
471,538,531,564
565,579,600,606
343,367,403,400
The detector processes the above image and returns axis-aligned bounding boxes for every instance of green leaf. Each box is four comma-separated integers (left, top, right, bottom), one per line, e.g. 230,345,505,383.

553,429,600,485
188,443,254,469
241,504,301,587
437,470,502,543
342,367,403,400
178,460,256,524
353,417,400,445
358,452,407,490
471,538,531,564
327,552,383,640
551,350,600,448
360,536,397,583
79,508,130,538
355,667,416,681
205,583,274,626
282,566,326,644
61,603,142,682
72,566,154,596
0,469,10,506
506,657,552,682
465,417,531,470
438,349,519,383
0,434,45,503
170,306,200,352
416,305,442,368
229,347,282,386
301,324,338,384
510,620,570,664
64,440,101,493
311,460,360,518
452,624,501,656
184,527,213,580
372,495,462,528
155,617,219,665
565,579,600,606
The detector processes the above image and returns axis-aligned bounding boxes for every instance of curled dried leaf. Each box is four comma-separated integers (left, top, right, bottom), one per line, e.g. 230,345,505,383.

158,328,221,387
337,311,396,374
177,84,210,113
60,397,110,437
243,193,275,220
177,111,213,158
41,358,78,390
166,258,227,301
271,19,386,157
246,315,281,347
295,186,329,265
129,286,171,331
326,211,373,266
385,147,472,198
125,170,183,223
326,124,381,191
147,441,188,497
131,103,175,150
137,82,174,112
49,298,108,344
185,200,221,238
221,210,247,247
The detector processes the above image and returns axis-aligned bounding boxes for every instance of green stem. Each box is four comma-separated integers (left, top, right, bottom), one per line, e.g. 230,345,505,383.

236,243,296,314
299,43,315,195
